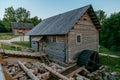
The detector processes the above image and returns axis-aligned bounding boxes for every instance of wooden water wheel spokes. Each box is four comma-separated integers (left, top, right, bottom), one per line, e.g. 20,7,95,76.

77,50,101,72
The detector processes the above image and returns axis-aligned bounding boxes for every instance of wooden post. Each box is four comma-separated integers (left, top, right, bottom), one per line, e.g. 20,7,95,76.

65,34,68,63
3,68,13,80
18,61,39,80
41,63,70,80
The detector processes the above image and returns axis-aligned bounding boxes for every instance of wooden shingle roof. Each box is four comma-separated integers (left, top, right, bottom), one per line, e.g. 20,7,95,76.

27,5,101,36
11,22,34,29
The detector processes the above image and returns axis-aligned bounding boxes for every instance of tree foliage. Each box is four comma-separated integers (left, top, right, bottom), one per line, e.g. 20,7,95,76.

15,7,30,22
0,20,7,32
3,6,16,31
95,10,107,24
2,7,41,32
100,12,120,51
26,16,42,26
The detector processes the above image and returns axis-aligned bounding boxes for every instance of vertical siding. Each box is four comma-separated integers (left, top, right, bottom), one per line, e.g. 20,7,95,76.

31,41,38,51
45,35,66,62
31,36,42,51
67,12,99,62
13,28,19,35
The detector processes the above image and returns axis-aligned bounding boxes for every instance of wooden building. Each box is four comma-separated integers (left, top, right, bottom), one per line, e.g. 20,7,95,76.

11,22,34,35
27,5,101,63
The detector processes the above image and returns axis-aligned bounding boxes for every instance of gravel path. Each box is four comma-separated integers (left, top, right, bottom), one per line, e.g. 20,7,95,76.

99,53,120,58
0,36,29,43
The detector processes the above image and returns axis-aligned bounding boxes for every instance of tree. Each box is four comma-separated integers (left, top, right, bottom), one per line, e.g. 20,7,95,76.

26,16,42,26
100,12,120,51
0,20,7,32
3,6,16,31
95,10,107,24
2,6,41,32
15,7,30,22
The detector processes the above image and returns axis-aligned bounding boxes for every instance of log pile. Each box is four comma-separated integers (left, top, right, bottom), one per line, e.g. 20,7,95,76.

5,60,120,80
24,61,50,80
6,62,49,80
6,63,32,80
6,61,66,80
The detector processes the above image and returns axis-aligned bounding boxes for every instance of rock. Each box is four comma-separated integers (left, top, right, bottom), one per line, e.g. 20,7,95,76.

33,68,38,75
70,77,75,80
19,76,27,80
110,75,116,80
76,76,83,80
105,72,109,76
38,67,46,74
111,72,117,76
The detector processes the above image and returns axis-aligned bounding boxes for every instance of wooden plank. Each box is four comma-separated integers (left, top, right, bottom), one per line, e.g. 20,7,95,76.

18,61,39,80
66,66,85,78
3,68,13,80
76,74,90,80
40,63,70,80
60,63,76,73
0,49,46,58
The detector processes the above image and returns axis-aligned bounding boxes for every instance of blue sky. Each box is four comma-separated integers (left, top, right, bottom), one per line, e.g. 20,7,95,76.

0,0,120,20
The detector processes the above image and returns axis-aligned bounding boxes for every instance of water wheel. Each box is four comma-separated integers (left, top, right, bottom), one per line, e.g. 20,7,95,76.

77,50,101,72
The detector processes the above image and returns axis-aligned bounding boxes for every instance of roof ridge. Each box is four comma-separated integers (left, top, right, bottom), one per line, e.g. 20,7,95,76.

43,4,91,21
26,4,100,36
11,22,34,25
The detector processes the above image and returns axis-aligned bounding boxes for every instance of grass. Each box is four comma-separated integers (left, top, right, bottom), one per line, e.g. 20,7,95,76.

1,44,21,51
99,45,120,56
99,45,120,73
0,33,18,40
11,41,30,48
99,45,112,53
99,56,120,73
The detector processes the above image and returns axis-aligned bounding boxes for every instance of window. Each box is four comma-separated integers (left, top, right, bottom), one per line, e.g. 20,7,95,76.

83,18,87,21
33,41,36,44
77,35,81,43
53,36,56,42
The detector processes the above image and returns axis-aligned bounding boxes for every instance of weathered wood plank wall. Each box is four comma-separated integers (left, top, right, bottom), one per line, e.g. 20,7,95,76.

45,35,66,62
67,12,99,62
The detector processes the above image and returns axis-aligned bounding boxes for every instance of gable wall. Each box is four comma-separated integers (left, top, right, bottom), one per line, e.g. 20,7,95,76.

67,12,99,63
13,28,31,35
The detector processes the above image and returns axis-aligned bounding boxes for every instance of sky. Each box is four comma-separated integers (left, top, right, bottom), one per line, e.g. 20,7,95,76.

0,0,120,20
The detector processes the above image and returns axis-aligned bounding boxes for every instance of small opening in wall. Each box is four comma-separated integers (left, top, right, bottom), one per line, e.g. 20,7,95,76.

77,35,81,43
53,36,56,42
83,18,87,21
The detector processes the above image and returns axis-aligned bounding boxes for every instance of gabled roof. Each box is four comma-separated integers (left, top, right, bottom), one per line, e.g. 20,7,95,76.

11,22,34,29
27,5,101,36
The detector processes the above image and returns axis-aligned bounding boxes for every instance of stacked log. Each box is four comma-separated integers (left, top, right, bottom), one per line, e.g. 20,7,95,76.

41,63,70,80
18,61,39,80
5,60,120,80
6,63,32,80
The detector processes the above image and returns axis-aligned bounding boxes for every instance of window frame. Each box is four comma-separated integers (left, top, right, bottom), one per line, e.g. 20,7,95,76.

76,34,82,44
52,36,56,42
